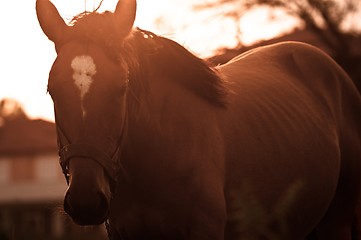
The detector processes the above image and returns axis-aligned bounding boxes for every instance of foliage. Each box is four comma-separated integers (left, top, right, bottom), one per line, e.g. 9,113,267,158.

228,180,304,239
0,98,27,122
195,0,361,92
196,0,359,49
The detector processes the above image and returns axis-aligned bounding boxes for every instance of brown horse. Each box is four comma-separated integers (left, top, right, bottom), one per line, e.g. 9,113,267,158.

36,0,361,239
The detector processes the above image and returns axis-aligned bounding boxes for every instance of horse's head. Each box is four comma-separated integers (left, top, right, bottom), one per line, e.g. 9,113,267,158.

36,0,136,225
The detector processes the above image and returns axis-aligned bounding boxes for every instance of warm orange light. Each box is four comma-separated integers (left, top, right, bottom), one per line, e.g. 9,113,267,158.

1,0,298,121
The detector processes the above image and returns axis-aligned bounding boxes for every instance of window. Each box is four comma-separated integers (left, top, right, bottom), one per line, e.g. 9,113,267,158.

0,159,10,183
35,155,62,182
11,157,35,182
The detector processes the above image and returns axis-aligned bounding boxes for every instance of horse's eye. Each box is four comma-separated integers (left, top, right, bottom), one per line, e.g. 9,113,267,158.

47,80,62,100
47,85,54,97
118,82,128,95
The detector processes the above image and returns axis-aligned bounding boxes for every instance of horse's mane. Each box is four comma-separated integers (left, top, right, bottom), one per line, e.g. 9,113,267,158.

69,11,228,108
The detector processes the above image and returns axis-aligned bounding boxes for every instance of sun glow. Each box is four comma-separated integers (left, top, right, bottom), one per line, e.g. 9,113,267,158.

1,0,294,121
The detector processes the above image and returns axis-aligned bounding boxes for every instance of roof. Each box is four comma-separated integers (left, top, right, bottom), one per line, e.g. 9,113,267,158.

0,118,58,156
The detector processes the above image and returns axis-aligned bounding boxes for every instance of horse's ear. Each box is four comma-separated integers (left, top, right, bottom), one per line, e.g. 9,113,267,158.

114,0,137,39
36,0,68,45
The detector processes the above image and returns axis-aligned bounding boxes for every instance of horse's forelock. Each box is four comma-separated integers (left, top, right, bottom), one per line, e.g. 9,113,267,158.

68,11,127,54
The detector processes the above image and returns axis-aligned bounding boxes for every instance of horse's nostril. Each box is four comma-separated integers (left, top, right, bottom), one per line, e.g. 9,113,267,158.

63,191,73,216
98,192,110,212
64,190,110,225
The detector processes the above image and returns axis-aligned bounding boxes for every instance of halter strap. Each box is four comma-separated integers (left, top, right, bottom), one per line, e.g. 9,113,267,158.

59,143,118,184
55,116,128,186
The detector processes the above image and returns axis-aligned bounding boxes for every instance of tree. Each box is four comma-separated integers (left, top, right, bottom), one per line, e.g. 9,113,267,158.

196,0,359,53
0,98,27,122
195,0,361,91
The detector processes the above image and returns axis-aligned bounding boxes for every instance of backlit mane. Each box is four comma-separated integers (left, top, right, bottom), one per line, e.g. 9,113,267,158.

69,11,228,107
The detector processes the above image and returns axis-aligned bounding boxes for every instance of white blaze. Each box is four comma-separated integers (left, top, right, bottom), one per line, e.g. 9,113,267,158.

71,55,97,116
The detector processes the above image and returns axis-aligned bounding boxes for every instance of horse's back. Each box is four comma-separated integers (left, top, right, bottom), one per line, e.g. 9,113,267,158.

217,41,361,239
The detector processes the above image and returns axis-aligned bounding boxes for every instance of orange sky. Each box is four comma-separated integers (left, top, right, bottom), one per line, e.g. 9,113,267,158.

0,0,299,121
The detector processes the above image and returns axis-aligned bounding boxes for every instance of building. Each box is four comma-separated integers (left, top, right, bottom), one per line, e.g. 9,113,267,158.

0,116,105,240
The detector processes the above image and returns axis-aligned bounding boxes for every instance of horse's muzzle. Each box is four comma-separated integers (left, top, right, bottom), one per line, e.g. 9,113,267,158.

64,189,110,225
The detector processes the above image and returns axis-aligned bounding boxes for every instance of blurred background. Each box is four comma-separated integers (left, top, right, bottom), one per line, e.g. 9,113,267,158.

0,0,360,239
0,99,106,239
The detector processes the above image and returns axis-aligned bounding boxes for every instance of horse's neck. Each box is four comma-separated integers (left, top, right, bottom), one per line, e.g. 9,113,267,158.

124,72,225,180
128,71,210,136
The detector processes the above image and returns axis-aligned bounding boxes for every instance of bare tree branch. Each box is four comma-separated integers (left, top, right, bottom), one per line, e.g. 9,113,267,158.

195,0,360,55
196,0,361,92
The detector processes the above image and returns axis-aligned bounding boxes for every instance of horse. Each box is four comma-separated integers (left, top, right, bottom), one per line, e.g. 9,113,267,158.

36,0,361,239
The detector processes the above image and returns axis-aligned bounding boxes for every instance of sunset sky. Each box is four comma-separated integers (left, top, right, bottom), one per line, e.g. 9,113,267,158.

0,0,299,121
